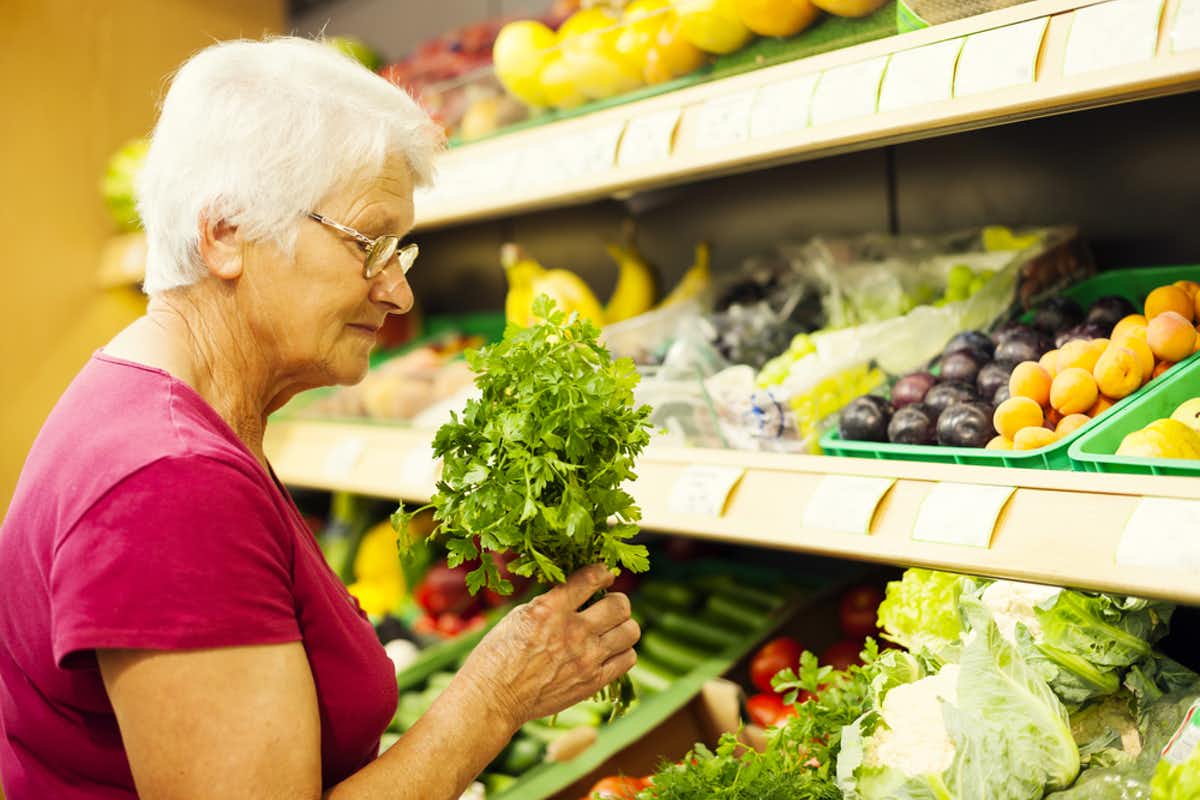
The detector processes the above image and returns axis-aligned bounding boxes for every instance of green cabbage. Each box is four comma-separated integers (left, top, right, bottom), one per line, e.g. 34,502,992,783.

876,569,976,662
838,596,1079,799
100,138,149,232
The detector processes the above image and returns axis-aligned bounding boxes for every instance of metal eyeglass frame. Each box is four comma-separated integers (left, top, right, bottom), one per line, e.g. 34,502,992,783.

307,211,418,280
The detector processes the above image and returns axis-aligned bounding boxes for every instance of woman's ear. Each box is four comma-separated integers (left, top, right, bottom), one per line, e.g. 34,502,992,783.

197,212,243,280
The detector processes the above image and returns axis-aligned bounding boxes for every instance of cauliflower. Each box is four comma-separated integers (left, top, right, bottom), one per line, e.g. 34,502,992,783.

980,580,1061,644
866,664,961,777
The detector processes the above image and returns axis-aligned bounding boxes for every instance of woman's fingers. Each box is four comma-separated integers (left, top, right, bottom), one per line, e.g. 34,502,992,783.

598,617,641,656
599,648,638,688
581,592,633,634
559,564,615,610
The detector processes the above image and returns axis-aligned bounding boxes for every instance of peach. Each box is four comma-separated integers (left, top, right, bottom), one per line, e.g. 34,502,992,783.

1057,339,1101,373
1152,360,1175,380
1094,345,1144,399
1013,426,1059,450
1112,333,1155,382
1009,361,1052,407
1050,367,1099,414
1145,285,1193,321
1112,314,1148,339
1088,394,1117,418
1147,310,1197,362
1039,350,1059,378
994,396,1044,440
1056,413,1090,437
986,435,1014,451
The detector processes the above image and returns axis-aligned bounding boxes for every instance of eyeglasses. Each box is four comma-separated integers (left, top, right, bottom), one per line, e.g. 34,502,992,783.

307,211,419,280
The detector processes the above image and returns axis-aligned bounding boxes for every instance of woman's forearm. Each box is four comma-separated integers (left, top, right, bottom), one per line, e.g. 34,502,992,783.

326,673,518,800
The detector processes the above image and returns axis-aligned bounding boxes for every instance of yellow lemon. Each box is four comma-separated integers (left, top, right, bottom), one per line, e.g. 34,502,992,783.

560,8,644,100
673,0,756,54
493,20,557,108
735,0,821,37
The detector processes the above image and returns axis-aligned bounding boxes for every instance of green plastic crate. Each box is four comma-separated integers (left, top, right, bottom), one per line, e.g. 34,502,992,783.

819,265,1200,470
1069,350,1200,476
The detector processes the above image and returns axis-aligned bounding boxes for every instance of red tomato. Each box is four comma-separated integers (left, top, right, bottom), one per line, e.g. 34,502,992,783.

588,775,646,798
839,584,885,638
746,692,788,727
416,563,474,616
434,612,467,637
750,636,803,693
821,639,864,670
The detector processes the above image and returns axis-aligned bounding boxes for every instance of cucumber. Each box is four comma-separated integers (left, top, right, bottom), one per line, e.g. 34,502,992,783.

482,773,519,795
694,575,785,610
640,629,713,674
639,580,698,611
706,593,773,630
655,610,744,650
628,657,677,694
501,736,545,774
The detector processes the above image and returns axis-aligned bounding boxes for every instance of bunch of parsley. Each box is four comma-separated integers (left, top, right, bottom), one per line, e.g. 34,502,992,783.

636,641,881,800
393,294,654,597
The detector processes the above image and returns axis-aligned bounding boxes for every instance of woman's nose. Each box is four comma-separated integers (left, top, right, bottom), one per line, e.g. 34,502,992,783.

369,267,414,313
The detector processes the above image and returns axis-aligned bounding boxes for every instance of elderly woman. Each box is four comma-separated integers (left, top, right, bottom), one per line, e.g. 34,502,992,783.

0,37,639,800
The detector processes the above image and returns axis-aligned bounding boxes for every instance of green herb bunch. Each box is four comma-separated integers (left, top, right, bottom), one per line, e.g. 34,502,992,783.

636,641,881,800
393,294,654,596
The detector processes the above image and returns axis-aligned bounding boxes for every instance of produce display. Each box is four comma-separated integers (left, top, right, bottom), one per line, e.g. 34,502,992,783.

835,273,1200,457
1115,397,1200,461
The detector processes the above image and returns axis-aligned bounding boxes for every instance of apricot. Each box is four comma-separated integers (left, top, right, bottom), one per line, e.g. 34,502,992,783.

1056,413,1090,437
1112,333,1155,382
1089,337,1110,354
1050,367,1099,414
1145,285,1193,321
1057,339,1101,373
1039,350,1059,378
1147,310,1197,362
1088,394,1117,418
1152,360,1175,380
1112,314,1148,339
1175,280,1200,300
994,396,1044,440
986,435,1014,451
1009,361,1052,407
1013,426,1059,450
1094,345,1144,399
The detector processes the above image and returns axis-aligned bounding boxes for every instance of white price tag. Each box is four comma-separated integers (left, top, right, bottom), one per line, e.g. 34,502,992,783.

802,475,896,534
750,74,819,139
955,17,1048,96
879,38,965,112
1063,0,1165,75
810,56,889,126
668,465,746,517
323,436,365,480
1116,497,1200,570
1173,0,1200,51
401,443,442,490
695,90,756,151
912,482,1015,548
619,108,681,167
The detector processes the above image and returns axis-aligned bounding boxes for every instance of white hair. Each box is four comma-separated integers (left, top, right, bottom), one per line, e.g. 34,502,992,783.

137,36,443,294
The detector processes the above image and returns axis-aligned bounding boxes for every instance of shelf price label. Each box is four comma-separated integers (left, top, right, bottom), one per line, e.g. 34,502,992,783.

912,482,1015,548
878,38,965,113
801,475,896,534
810,56,889,126
1063,0,1166,76
322,436,366,481
750,74,819,139
619,107,681,168
668,465,746,517
1116,497,1200,570
954,17,1048,96
695,90,757,151
1173,0,1200,52
559,121,626,181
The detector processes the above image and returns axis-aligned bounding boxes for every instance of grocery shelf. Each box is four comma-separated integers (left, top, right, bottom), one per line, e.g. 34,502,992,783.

414,0,1200,231
265,418,1200,605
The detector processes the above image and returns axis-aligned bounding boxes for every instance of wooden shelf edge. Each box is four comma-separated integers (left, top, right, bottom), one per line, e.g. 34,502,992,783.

265,419,1200,604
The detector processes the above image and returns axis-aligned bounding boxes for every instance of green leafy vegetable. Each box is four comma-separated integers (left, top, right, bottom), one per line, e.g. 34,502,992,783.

394,296,653,592
875,569,973,662
101,138,149,232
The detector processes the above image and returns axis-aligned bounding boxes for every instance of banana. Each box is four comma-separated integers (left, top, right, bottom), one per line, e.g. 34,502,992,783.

603,221,658,324
658,241,711,309
500,243,606,328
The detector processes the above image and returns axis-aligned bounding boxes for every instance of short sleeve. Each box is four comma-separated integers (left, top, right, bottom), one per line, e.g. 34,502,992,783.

50,455,302,668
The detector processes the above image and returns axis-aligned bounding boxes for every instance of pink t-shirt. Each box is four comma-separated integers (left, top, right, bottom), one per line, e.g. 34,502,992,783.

0,353,398,798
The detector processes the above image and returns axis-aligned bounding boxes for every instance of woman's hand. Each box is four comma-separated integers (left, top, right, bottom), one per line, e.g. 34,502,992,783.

457,564,641,730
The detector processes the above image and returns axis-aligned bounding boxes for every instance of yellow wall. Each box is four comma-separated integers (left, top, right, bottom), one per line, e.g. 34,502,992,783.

0,1,285,515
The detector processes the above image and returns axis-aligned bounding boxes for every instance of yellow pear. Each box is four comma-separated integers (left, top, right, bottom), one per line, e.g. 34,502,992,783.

1171,397,1200,435
673,0,756,54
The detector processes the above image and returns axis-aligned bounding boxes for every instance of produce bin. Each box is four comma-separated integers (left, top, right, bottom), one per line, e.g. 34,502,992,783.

1068,350,1200,476
819,265,1200,470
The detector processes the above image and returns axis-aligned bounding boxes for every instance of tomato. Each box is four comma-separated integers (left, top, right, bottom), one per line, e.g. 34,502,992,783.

750,636,803,693
746,692,789,727
415,563,474,615
838,584,885,638
434,612,467,637
821,639,864,670
587,775,646,798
